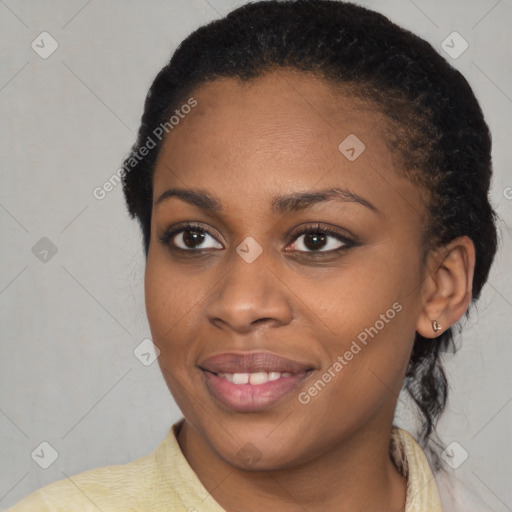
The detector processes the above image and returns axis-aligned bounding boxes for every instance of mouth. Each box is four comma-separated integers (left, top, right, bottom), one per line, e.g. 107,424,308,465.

214,370,295,385
198,352,315,412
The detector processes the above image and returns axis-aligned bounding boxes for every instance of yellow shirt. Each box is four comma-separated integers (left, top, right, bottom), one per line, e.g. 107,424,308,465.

7,421,443,511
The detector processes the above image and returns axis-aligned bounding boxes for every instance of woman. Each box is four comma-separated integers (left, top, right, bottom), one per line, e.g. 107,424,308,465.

8,1,499,510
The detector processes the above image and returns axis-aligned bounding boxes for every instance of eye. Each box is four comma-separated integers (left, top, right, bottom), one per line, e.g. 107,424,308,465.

159,222,356,255
159,222,223,251
286,223,355,254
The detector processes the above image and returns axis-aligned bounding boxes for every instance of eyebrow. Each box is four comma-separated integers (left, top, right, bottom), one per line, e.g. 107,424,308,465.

154,187,380,215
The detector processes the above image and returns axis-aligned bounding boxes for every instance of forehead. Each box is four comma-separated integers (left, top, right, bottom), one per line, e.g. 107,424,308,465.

153,69,423,220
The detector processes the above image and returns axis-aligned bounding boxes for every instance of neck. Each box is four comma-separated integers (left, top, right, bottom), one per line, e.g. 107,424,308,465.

177,416,407,512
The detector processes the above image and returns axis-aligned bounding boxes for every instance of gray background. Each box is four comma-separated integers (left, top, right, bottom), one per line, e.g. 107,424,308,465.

0,0,511,509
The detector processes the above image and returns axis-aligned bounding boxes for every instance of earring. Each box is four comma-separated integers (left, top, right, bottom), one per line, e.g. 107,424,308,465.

432,320,442,333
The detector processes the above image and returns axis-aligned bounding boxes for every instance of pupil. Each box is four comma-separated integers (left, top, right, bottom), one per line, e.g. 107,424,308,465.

184,229,205,248
305,232,326,251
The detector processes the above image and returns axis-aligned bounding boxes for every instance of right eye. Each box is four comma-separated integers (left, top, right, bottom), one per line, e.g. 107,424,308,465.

159,222,223,252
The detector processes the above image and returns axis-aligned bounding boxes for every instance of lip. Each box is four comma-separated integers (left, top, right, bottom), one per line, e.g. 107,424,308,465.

199,351,315,412
199,351,313,374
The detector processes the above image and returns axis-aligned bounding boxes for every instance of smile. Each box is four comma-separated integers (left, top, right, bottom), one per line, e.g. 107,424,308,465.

216,371,293,385
199,351,315,412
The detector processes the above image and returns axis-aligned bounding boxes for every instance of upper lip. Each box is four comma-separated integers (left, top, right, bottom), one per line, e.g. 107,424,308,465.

199,351,314,374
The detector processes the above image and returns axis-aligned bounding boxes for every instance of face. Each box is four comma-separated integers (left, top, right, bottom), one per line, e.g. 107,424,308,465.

145,69,430,470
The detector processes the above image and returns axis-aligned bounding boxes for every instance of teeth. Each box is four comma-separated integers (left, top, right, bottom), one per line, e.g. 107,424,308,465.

249,372,269,385
232,373,249,384
217,371,292,385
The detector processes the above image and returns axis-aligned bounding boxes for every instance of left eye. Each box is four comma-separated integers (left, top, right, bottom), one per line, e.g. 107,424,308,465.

287,227,351,253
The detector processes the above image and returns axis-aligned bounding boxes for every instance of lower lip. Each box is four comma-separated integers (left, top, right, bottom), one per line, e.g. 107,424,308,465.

202,371,311,412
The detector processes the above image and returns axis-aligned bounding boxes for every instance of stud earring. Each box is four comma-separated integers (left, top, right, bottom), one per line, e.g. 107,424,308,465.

432,320,442,333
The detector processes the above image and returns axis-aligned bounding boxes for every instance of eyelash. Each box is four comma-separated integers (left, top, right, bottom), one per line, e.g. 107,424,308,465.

158,221,357,257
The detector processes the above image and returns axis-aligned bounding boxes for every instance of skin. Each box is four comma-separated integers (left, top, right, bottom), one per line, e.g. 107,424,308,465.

145,69,475,512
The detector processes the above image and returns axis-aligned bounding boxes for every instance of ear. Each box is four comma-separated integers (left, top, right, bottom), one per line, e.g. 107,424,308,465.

416,236,476,338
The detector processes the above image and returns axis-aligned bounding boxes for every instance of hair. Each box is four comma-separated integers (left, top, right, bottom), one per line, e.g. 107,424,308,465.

121,0,498,470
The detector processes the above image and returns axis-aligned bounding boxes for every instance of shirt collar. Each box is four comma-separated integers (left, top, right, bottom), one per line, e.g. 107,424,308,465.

390,427,444,511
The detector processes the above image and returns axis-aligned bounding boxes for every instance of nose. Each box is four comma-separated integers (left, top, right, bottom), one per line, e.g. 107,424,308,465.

205,247,294,333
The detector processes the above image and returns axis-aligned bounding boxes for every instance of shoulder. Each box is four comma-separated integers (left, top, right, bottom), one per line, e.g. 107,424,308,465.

6,447,163,511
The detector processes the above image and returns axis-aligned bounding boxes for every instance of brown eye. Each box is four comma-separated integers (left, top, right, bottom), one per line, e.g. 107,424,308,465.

179,228,206,249
159,223,223,251
287,224,355,254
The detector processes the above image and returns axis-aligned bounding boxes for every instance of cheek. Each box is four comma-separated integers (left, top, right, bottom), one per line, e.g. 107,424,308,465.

144,253,206,415
298,245,420,338
144,251,200,351
294,247,420,399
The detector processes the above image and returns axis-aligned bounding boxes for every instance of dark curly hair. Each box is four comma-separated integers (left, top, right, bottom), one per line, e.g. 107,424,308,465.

121,0,498,470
